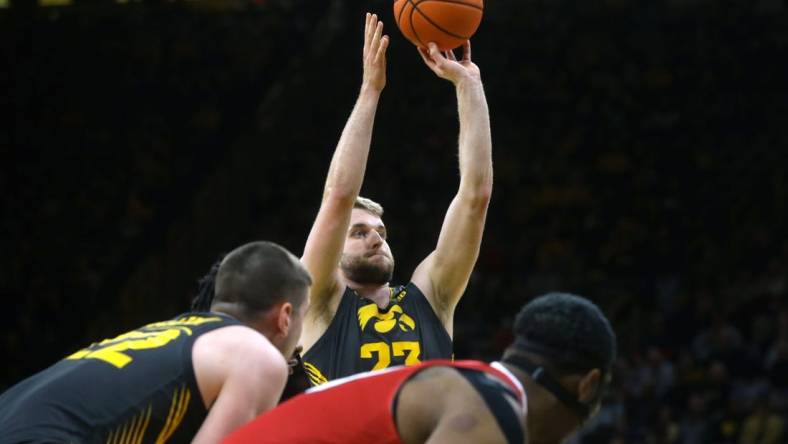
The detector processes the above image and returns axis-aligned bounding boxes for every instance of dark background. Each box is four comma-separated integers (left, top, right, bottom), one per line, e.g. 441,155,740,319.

4,0,788,442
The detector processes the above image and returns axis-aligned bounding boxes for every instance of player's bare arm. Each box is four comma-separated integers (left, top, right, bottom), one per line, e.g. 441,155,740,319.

300,13,390,348
411,41,493,335
396,366,522,444
192,326,288,443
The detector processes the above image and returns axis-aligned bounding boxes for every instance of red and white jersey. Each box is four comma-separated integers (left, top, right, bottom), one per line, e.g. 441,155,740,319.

223,360,526,444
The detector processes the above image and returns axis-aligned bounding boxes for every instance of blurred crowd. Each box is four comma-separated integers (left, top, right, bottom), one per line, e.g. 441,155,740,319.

4,0,788,442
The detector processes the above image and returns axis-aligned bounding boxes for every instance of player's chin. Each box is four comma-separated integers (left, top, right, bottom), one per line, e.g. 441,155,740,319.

368,253,391,262
375,256,395,272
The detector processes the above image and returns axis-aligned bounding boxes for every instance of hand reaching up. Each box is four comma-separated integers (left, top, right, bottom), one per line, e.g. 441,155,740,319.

362,13,390,92
418,41,481,87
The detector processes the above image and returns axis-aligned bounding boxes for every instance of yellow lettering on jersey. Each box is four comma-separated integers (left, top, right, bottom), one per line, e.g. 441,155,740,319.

392,341,421,365
357,303,379,331
398,313,415,331
360,341,421,370
360,342,391,370
144,316,222,329
67,328,184,369
358,304,416,334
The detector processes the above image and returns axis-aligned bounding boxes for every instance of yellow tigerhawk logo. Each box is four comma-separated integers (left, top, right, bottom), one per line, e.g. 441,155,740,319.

357,303,416,333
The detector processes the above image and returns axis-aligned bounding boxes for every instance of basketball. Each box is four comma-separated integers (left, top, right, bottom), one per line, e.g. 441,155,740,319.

393,0,483,51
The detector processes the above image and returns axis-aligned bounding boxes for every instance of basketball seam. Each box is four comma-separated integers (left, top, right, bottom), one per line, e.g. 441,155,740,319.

412,0,477,41
405,0,428,48
397,0,412,31
418,0,482,11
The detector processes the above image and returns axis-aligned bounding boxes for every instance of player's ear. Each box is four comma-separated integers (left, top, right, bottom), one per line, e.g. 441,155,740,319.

277,302,293,335
577,368,601,404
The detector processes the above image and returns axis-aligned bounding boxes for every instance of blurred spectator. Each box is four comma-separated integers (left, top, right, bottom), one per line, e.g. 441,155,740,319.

679,393,711,444
739,396,785,444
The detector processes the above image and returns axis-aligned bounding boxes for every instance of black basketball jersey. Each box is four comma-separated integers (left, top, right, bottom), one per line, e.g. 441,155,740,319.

302,282,452,386
0,312,241,444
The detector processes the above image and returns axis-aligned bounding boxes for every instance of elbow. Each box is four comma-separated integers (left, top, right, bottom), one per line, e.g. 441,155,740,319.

474,186,493,209
462,182,492,210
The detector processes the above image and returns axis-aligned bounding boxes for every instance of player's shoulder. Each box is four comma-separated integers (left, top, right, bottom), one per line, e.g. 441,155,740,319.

196,325,285,371
436,364,526,438
405,363,481,399
397,364,526,444
410,362,523,417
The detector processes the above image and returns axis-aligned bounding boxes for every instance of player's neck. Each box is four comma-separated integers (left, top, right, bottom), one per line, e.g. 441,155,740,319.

346,280,391,308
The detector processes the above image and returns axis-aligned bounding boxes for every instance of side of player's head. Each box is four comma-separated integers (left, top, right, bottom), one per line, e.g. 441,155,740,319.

502,292,616,438
212,241,312,358
213,241,312,319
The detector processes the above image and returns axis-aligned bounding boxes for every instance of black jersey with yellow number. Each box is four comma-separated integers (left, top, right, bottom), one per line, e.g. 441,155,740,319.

302,282,452,386
0,312,241,444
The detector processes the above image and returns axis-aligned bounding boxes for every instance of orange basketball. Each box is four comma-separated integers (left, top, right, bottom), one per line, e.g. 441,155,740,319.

393,0,483,51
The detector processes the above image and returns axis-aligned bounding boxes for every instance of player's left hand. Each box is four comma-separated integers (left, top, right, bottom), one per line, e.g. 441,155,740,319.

362,13,390,92
417,41,481,86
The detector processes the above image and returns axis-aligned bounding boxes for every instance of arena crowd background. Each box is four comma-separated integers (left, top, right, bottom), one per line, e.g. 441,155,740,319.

3,0,788,442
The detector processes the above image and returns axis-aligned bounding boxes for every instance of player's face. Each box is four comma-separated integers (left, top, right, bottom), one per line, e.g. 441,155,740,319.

340,209,395,285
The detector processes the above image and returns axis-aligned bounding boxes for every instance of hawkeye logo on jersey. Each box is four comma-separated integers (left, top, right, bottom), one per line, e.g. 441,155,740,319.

357,303,416,334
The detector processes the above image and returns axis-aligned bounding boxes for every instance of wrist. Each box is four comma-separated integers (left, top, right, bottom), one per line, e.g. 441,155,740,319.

454,75,483,93
360,83,384,97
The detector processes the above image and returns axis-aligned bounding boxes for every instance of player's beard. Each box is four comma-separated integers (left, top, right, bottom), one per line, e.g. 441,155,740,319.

340,252,395,285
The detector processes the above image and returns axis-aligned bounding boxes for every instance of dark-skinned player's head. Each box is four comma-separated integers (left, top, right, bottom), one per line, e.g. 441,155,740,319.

502,292,616,444
340,196,395,285
206,241,312,359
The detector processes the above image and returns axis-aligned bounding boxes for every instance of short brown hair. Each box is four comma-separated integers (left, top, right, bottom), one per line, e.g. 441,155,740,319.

354,196,384,218
214,241,312,314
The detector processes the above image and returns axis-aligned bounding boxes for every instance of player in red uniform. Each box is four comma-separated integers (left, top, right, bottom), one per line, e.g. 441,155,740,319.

224,292,617,444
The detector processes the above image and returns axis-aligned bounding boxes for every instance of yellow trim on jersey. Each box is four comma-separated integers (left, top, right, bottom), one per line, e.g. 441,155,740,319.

129,406,151,444
119,419,131,444
142,406,154,443
144,316,223,329
105,406,152,444
393,288,407,302
155,385,191,444
303,361,329,386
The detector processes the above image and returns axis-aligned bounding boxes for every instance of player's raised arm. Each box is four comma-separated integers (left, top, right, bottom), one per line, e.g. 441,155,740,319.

301,14,389,327
411,41,493,332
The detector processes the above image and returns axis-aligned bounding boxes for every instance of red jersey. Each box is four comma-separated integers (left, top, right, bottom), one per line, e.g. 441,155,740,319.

223,360,526,444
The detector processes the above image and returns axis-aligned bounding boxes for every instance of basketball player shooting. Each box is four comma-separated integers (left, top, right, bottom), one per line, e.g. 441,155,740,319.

299,13,493,385
224,293,617,444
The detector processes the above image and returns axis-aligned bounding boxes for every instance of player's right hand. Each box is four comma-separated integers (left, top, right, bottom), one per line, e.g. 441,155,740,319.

362,13,389,92
418,41,481,88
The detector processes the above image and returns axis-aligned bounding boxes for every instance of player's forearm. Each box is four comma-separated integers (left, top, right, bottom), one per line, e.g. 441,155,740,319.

455,79,493,202
322,87,382,201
